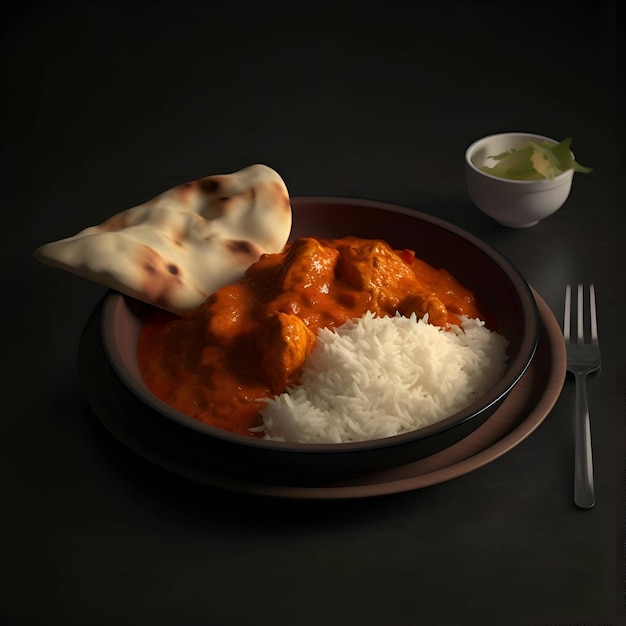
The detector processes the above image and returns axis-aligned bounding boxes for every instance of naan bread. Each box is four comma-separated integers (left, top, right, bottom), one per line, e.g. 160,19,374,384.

34,164,292,314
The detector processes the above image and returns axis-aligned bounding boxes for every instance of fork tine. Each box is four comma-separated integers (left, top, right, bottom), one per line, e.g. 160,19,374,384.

564,284,571,340
590,283,598,343
577,283,584,342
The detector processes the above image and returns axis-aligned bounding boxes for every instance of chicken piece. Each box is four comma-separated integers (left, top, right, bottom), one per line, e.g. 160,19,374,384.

335,238,418,313
277,237,339,293
257,312,317,393
401,292,449,326
201,284,254,343
268,237,340,320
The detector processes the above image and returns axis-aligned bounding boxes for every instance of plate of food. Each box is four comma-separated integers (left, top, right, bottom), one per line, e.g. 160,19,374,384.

77,289,564,498
36,165,546,481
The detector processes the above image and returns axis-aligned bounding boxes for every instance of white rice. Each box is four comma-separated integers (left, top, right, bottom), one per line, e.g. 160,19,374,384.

258,311,508,444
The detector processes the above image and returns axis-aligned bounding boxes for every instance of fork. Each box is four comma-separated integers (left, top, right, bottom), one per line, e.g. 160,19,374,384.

564,284,601,510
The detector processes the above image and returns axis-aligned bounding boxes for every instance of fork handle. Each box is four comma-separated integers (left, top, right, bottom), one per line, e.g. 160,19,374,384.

574,372,595,509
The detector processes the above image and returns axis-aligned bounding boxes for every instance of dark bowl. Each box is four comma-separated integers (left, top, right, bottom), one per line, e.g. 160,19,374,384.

100,197,539,477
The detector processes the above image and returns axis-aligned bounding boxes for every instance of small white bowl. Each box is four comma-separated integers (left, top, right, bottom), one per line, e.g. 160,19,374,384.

465,132,574,228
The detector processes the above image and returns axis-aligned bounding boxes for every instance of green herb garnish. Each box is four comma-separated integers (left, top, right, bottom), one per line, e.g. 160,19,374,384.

480,138,592,181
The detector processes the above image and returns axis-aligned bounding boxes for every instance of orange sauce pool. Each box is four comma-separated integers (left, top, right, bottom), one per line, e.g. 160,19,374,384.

137,236,490,436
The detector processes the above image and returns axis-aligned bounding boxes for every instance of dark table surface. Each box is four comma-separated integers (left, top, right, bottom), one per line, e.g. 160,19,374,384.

1,2,621,624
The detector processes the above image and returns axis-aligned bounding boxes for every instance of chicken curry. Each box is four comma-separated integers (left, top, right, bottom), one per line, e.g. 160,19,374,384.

137,236,490,436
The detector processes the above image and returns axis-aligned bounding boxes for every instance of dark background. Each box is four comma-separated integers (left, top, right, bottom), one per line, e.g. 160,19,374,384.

1,2,621,625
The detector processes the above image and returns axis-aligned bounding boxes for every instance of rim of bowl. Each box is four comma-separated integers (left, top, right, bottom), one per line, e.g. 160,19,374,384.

465,132,574,184
101,197,540,456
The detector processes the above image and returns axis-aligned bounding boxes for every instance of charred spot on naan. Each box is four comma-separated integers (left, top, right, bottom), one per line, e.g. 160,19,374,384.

136,245,187,307
173,180,202,205
224,239,263,265
219,187,255,210
197,176,222,194
270,181,291,214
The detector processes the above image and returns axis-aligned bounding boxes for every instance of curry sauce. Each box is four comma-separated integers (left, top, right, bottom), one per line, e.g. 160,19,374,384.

137,236,489,436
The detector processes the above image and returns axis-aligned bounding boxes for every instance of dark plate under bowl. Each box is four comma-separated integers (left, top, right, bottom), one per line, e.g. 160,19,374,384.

100,197,539,476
